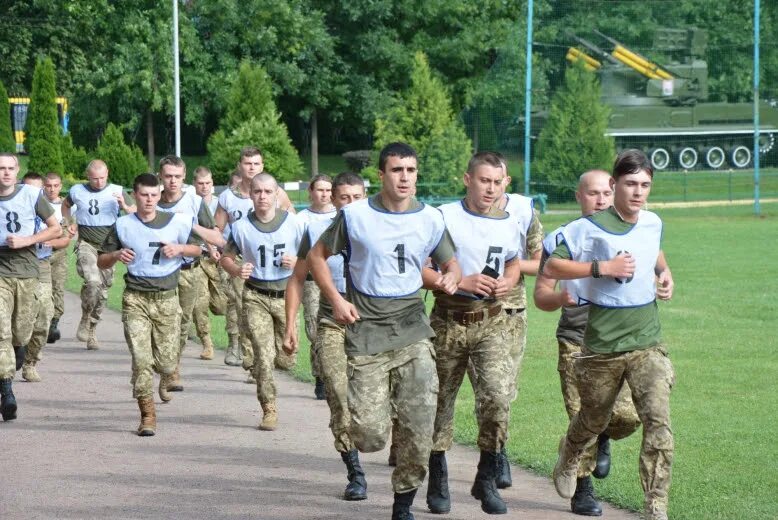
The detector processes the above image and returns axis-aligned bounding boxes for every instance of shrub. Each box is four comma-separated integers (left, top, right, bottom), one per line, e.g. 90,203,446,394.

27,57,64,173
94,123,148,188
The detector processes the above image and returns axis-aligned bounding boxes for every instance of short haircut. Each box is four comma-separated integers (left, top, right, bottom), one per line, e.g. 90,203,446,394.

193,166,212,180
159,155,186,172
250,172,278,190
239,146,263,161
85,159,107,175
332,172,365,192
133,173,160,192
309,174,332,190
45,172,62,182
466,151,504,175
378,142,417,172
23,171,43,183
0,152,19,167
613,149,653,180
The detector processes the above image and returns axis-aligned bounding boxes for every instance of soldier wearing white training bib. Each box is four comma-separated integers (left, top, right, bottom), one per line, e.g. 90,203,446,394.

63,159,136,350
220,173,303,432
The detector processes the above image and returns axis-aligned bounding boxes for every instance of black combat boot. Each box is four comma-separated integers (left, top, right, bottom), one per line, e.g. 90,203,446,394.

592,434,611,479
571,476,603,516
392,489,417,520
1,379,18,421
426,451,451,514
314,377,326,400
340,450,367,501
470,450,508,514
47,317,61,343
13,345,25,371
495,446,512,489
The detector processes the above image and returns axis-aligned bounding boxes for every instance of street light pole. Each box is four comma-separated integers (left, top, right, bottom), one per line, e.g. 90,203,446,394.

173,0,181,157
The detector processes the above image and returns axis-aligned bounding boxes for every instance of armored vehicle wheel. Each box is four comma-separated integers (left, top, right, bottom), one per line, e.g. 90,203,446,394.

704,147,726,169
677,147,698,170
729,145,751,168
649,148,671,171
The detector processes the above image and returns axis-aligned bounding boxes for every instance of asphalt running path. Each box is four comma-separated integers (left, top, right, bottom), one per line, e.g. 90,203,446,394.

2,292,638,520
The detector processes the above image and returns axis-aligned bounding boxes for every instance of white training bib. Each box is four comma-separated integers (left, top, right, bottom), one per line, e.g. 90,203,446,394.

0,185,41,247
543,225,586,305
34,216,52,260
69,183,124,227
297,207,337,227
116,213,194,278
157,191,204,265
48,200,64,225
438,201,520,299
561,211,662,308
343,198,445,297
217,188,254,224
230,211,302,282
307,217,346,294
206,197,218,217
503,193,534,258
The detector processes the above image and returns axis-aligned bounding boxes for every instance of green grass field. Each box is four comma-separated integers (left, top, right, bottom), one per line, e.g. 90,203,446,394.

63,201,778,519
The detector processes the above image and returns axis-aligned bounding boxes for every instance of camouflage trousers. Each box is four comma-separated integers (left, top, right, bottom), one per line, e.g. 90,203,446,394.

0,277,39,379
75,240,114,324
50,247,68,320
243,288,288,405
176,263,205,358
302,280,320,377
566,344,675,512
224,271,253,368
347,339,438,493
314,318,353,452
26,263,54,366
432,307,513,453
192,258,228,345
122,289,181,399
558,339,641,477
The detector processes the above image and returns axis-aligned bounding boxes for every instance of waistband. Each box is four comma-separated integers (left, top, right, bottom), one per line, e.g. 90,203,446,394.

180,259,201,270
435,304,502,326
126,288,178,300
246,285,285,298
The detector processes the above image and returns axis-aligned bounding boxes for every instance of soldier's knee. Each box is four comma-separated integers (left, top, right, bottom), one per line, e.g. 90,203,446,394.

351,422,390,453
643,423,674,452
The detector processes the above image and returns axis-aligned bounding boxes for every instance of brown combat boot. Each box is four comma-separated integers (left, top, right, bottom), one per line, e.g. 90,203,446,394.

167,365,183,392
76,313,90,342
258,402,278,431
86,323,99,350
137,397,156,436
22,362,41,382
199,337,214,360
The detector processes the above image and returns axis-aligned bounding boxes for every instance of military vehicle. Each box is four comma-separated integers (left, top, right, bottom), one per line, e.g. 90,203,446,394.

541,27,777,170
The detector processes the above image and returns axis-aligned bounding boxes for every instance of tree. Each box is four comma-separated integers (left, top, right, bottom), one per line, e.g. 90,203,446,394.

27,57,64,174
373,52,472,197
95,124,148,188
535,62,615,196
0,81,14,153
207,62,303,184
60,134,89,178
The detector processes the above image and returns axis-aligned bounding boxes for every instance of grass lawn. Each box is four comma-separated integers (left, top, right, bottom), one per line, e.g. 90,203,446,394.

63,201,777,519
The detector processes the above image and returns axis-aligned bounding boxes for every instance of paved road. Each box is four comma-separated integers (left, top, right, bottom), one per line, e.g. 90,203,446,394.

2,292,638,520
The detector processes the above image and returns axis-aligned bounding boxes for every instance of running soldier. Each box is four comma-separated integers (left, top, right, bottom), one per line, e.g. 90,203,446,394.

307,142,461,520
62,159,136,350
0,153,61,421
295,174,336,399
283,172,367,500
97,173,208,436
220,173,302,431
544,150,675,520
43,172,71,344
534,169,641,516
423,152,521,515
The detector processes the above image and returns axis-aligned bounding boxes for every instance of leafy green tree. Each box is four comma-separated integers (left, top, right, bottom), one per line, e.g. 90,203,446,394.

207,62,303,183
95,123,148,188
27,57,64,174
0,81,15,153
373,52,472,197
535,62,615,196
60,133,89,177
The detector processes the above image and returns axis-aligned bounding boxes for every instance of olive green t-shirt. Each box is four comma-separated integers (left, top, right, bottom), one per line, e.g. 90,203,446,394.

224,211,290,292
320,194,456,356
67,187,135,247
100,212,192,292
551,206,662,353
0,187,55,279
297,225,343,321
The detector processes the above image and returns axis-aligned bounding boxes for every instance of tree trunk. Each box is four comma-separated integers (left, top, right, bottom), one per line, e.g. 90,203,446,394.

472,110,479,152
146,109,155,171
310,109,318,177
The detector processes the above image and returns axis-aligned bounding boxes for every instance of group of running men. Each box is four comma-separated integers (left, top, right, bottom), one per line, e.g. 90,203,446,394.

0,142,674,520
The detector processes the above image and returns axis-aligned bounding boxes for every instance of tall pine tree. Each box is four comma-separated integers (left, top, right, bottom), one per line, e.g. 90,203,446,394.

0,81,15,153
27,56,64,173
535,62,615,197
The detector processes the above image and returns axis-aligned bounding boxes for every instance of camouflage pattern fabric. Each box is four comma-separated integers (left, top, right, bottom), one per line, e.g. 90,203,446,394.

347,339,438,493
566,344,674,514
0,277,39,378
25,263,54,365
314,318,353,452
192,258,228,344
302,280,321,377
224,268,253,369
432,308,513,453
176,264,205,358
121,290,181,399
558,338,642,476
49,247,68,320
75,240,114,324
243,288,288,405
